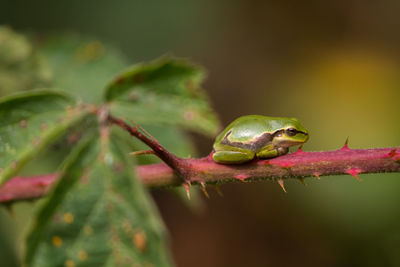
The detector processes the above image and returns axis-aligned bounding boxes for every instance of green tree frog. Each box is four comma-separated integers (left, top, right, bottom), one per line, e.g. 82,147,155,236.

212,115,309,164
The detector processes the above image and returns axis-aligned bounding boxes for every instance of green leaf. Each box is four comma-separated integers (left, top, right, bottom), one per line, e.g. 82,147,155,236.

37,35,127,104
105,57,220,136
0,90,91,185
25,130,173,267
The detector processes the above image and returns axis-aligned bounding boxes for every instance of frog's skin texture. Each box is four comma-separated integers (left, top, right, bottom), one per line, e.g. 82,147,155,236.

212,115,309,164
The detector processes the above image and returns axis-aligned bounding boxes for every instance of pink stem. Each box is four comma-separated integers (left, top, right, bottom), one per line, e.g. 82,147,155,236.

107,115,191,181
1,146,399,203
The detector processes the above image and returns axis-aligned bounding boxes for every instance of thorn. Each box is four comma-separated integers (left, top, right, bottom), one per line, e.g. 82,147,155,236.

213,185,223,197
200,182,209,198
128,119,156,141
345,168,362,181
384,149,397,158
299,178,307,186
292,146,306,155
182,183,191,200
340,137,351,151
235,174,249,182
277,179,287,193
383,149,400,159
129,150,155,156
297,144,305,153
344,137,349,147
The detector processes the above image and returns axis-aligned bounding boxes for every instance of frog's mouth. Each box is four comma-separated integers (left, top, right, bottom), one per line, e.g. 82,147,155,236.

277,139,307,147
272,131,309,147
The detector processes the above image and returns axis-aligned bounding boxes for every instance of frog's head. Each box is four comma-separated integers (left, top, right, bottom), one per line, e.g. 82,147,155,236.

271,117,309,147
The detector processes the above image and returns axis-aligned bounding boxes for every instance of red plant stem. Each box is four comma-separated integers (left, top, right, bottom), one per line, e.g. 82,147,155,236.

1,147,399,203
107,115,192,181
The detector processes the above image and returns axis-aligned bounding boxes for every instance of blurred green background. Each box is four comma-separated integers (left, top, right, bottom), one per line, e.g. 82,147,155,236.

1,0,400,266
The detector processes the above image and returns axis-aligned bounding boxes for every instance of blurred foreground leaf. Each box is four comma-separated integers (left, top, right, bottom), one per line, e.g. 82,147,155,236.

0,28,220,266
26,132,173,266
0,90,91,185
37,36,126,104
105,58,220,136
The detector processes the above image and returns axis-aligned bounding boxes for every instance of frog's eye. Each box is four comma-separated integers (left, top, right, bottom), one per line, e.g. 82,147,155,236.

285,128,297,137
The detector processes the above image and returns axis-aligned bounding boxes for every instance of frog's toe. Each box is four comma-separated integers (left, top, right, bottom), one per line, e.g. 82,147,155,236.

256,147,288,158
212,150,255,164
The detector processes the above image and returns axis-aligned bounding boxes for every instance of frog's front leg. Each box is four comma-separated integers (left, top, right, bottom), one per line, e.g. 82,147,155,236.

212,144,255,164
256,145,288,159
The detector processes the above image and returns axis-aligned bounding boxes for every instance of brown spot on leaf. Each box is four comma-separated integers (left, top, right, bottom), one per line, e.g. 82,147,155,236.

183,110,195,121
106,201,115,213
83,225,94,236
52,236,63,247
112,162,125,174
10,161,17,170
185,80,201,97
52,213,62,223
80,168,91,185
114,75,125,85
65,259,76,267
40,123,48,131
20,120,27,128
63,212,74,224
32,138,41,147
128,91,140,101
78,250,88,261
185,79,195,90
133,230,147,252
122,219,133,235
132,74,145,83
75,41,105,62
110,225,121,245
67,132,81,144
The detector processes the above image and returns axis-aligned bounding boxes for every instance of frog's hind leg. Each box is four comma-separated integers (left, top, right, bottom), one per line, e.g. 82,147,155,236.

212,144,255,164
256,146,288,158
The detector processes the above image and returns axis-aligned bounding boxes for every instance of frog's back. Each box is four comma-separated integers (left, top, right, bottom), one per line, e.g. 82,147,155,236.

215,115,270,143
226,116,266,141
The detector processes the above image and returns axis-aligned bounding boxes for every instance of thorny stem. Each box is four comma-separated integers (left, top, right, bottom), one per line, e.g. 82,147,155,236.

0,146,399,203
0,114,400,203
106,115,192,182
